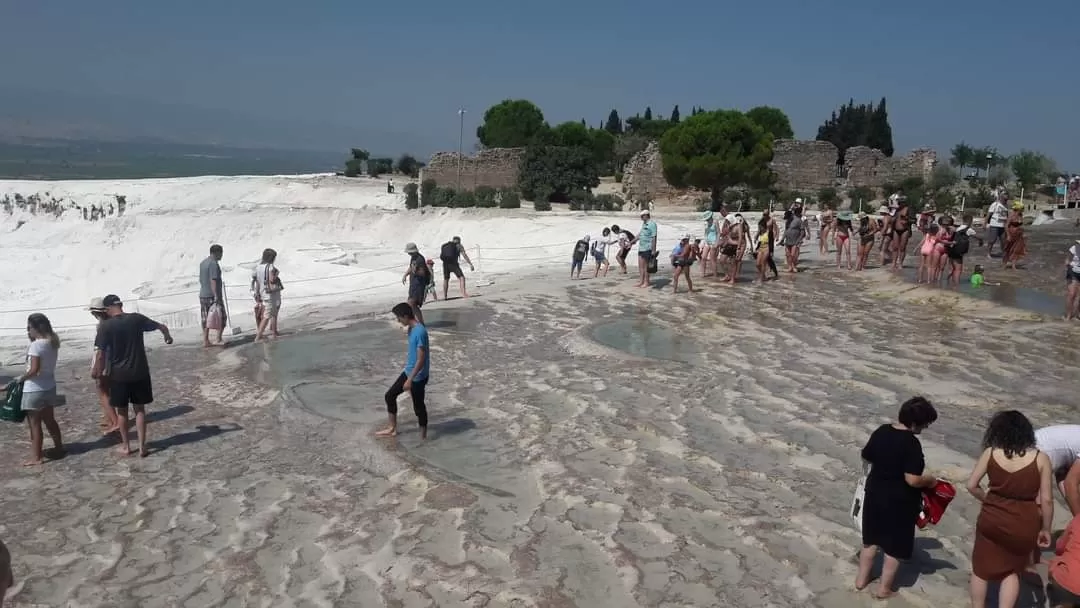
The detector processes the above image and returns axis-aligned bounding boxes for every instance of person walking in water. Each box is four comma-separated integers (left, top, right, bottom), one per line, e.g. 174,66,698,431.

251,248,283,342
376,302,430,440
670,234,696,293
1065,240,1080,320
636,210,658,288
967,410,1053,608
13,313,66,466
199,244,227,348
438,236,474,299
401,243,429,325
91,295,173,457
592,228,614,278
88,298,119,434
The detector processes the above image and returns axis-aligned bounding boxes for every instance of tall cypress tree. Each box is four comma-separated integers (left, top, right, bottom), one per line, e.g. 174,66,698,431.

644,106,653,120
604,109,622,134
670,105,680,123
867,97,894,157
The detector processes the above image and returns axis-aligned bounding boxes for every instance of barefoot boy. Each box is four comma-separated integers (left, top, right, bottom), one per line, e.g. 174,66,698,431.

376,303,430,439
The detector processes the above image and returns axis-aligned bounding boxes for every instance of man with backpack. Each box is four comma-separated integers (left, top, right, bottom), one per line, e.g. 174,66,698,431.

946,215,976,284
438,236,475,300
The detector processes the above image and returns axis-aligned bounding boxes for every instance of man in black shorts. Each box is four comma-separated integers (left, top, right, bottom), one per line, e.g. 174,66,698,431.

438,236,475,300
91,294,173,457
402,242,429,325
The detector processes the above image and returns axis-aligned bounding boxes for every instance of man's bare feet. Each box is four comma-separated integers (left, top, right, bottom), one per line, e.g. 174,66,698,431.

139,448,149,458
420,427,428,440
202,341,213,348
375,427,397,437
116,446,133,457
22,458,43,467
871,588,895,600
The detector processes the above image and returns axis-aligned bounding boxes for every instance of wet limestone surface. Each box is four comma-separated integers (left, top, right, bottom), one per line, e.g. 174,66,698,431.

2,239,1080,606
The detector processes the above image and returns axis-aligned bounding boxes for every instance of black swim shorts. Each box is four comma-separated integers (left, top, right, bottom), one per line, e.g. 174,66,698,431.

443,260,463,280
109,376,154,410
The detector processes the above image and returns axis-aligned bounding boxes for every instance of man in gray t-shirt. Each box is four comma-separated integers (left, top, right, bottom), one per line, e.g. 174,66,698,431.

198,244,226,346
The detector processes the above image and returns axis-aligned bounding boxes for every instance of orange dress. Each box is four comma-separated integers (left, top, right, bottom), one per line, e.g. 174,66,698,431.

972,454,1041,581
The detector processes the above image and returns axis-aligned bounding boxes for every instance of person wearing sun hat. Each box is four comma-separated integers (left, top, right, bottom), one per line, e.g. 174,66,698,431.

91,294,173,458
670,233,695,293
401,242,429,325
1001,201,1027,269
86,297,119,434
636,209,658,288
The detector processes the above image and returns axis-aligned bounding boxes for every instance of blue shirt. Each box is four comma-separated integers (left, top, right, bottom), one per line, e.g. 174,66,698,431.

404,324,430,382
638,220,657,252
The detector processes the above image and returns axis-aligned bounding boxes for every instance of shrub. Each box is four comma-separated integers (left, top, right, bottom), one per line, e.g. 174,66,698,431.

404,183,419,209
594,194,623,211
433,186,457,208
614,171,624,183
474,186,498,208
695,197,710,212
498,189,521,209
421,179,437,206
454,190,477,208
533,190,552,212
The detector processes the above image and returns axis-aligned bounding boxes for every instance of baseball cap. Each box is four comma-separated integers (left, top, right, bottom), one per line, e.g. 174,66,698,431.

88,297,105,312
794,198,803,204
102,294,123,308
404,242,419,254
640,209,650,217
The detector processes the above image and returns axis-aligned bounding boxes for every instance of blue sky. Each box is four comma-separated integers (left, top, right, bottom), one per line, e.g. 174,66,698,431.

3,0,1078,168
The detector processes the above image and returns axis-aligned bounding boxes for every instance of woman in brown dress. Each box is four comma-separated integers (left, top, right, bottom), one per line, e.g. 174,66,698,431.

1002,202,1027,270
967,410,1053,608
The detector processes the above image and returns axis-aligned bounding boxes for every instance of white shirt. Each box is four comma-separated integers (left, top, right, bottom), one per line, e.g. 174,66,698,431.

24,338,58,393
251,263,280,300
956,224,977,237
988,202,1008,228
1069,245,1080,273
1036,425,1080,472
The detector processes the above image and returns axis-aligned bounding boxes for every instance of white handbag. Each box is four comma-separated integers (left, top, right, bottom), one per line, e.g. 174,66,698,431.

850,462,871,532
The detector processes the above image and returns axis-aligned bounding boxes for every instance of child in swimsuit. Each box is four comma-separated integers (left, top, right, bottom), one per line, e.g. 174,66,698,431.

917,225,938,283
932,218,954,282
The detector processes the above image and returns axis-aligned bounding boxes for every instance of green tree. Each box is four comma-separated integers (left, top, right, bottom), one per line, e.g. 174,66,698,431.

659,109,775,209
589,128,616,175
403,183,419,209
604,109,623,134
344,148,370,177
476,99,548,148
745,106,794,140
949,142,974,177
517,146,600,203
817,187,838,207
815,98,894,159
928,164,960,191
670,105,680,124
848,186,875,207
552,121,593,149
395,154,423,178
644,106,653,120
867,97,894,157
1010,150,1055,190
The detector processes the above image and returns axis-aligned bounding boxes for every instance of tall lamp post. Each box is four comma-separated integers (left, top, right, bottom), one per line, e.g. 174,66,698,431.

457,108,466,190
985,153,993,185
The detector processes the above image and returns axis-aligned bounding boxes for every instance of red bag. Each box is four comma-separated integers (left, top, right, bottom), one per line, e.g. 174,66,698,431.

916,480,956,529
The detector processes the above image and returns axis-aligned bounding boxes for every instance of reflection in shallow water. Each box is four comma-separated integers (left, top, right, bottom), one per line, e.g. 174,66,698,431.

592,319,705,364
898,268,1064,316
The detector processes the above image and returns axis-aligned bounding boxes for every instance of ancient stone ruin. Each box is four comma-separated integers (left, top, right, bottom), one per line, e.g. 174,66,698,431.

422,140,937,204
419,148,525,191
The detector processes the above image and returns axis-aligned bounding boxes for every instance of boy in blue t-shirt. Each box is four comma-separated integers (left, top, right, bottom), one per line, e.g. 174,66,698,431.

377,302,431,439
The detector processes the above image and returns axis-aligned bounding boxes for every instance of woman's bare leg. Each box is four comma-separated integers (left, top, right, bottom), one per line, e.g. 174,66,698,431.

968,573,988,608
873,554,900,599
98,388,118,433
672,267,681,293
855,545,877,590
41,406,63,455
24,411,44,466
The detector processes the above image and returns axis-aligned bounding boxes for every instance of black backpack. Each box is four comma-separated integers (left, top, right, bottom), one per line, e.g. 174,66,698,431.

440,241,458,261
951,230,970,256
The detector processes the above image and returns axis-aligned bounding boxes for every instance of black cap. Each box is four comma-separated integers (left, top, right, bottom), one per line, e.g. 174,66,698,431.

102,294,123,307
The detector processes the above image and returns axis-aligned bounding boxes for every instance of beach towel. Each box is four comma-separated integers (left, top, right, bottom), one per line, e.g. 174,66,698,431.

916,479,956,529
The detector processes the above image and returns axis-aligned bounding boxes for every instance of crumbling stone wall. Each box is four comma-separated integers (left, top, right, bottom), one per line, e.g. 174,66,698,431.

769,140,839,192
621,141,681,204
419,148,525,191
845,146,937,189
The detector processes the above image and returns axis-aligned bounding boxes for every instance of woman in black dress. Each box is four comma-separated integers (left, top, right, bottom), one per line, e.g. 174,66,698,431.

855,396,940,599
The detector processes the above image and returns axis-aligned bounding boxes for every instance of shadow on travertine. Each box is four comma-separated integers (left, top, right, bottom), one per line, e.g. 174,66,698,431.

63,404,197,456
146,423,242,455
